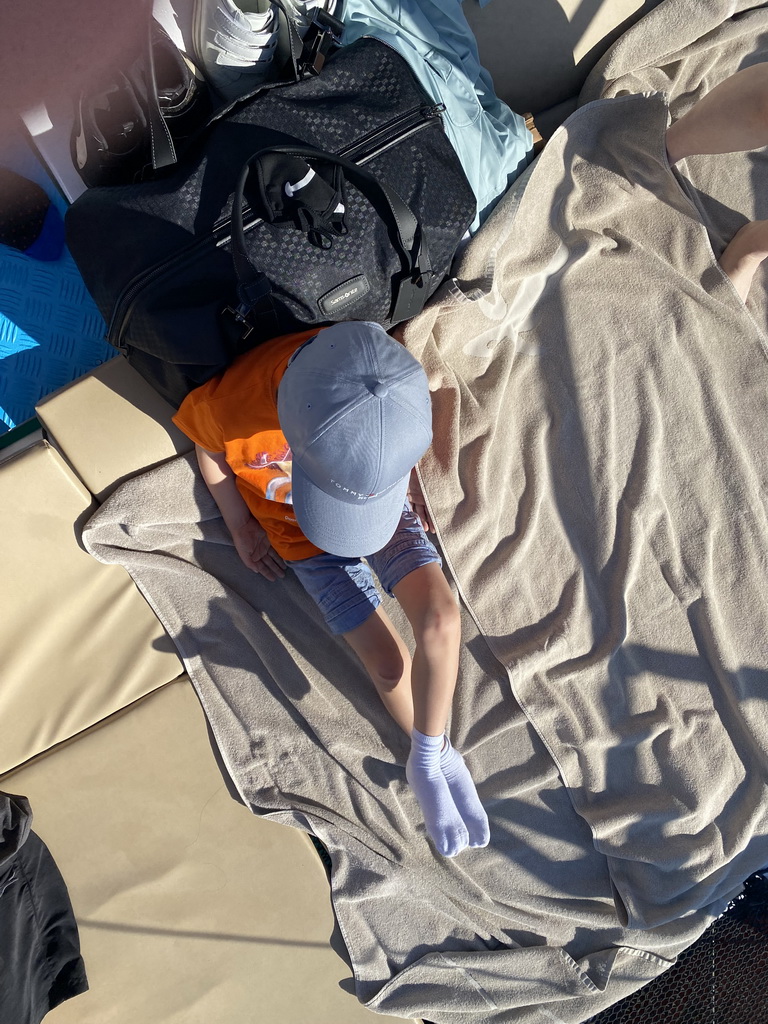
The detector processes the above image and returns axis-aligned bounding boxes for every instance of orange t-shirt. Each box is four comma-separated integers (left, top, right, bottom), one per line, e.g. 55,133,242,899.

172,329,323,561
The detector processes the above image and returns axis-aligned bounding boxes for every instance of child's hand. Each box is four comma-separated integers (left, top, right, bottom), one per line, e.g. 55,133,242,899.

231,516,286,580
407,467,433,533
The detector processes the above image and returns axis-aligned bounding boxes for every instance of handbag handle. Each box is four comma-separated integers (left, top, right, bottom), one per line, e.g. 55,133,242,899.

145,17,179,171
231,144,434,323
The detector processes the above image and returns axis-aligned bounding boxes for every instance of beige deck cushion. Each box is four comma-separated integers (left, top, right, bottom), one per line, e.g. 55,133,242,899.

36,356,193,502
1,678,411,1024
465,0,664,113
0,439,183,774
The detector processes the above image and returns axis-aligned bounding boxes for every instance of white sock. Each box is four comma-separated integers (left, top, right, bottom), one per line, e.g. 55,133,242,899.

406,729,469,857
440,736,490,848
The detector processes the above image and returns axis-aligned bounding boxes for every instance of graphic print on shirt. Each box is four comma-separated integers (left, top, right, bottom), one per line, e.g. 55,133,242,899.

243,439,294,504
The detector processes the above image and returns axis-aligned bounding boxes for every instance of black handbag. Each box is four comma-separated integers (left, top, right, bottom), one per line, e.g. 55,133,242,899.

65,37,476,405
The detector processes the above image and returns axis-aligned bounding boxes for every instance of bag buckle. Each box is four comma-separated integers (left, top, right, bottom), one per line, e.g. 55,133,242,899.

222,302,257,341
223,276,276,342
299,9,344,76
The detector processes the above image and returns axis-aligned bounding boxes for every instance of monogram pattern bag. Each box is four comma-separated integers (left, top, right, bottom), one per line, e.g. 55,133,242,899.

66,38,476,404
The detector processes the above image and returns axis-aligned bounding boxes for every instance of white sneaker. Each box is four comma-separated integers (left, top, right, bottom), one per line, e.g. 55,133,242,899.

193,0,280,102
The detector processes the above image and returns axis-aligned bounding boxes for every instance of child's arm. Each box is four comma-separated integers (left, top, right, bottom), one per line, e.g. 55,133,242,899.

195,444,286,580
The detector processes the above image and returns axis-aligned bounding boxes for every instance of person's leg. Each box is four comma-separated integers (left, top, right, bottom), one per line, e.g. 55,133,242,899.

665,63,768,164
665,63,768,302
294,534,486,856
391,561,461,738
368,505,455,735
344,573,474,856
393,563,488,851
342,608,415,736
370,508,489,852
290,551,416,734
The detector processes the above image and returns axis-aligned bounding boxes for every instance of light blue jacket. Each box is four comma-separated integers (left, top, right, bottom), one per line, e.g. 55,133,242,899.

340,0,532,231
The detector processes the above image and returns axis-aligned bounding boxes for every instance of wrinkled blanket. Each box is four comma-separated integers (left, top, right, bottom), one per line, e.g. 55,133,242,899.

83,1,768,1021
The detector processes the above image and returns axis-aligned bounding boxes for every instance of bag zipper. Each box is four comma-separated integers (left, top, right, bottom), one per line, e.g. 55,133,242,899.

342,102,443,163
108,102,444,349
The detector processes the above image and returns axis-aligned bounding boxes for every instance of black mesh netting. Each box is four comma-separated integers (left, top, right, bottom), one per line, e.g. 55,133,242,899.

416,872,768,1024
584,872,768,1024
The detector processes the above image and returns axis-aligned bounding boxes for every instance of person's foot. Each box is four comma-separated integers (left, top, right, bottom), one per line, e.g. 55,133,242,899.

718,220,768,302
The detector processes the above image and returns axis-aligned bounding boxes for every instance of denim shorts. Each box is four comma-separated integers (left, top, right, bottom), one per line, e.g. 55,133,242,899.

290,504,441,634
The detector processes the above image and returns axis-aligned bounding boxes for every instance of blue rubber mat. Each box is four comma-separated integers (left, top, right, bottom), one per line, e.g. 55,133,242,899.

0,141,115,434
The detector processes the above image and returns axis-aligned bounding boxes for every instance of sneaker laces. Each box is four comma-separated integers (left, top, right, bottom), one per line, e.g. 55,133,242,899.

212,26,278,65
208,3,278,68
213,3,276,45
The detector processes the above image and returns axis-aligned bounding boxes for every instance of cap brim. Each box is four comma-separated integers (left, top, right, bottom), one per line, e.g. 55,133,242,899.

292,462,409,558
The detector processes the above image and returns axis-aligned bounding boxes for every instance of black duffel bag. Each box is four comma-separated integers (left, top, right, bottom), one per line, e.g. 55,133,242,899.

65,36,476,406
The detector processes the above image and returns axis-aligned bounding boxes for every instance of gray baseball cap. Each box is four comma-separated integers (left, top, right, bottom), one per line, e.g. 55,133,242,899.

277,321,432,557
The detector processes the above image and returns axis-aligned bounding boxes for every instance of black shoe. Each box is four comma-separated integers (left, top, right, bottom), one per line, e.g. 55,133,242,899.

71,19,213,188
71,71,148,187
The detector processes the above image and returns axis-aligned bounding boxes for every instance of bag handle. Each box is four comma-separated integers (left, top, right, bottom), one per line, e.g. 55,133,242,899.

145,17,179,171
231,144,434,323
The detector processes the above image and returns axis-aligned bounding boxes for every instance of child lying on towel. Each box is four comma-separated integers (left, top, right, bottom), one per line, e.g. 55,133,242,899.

173,320,489,858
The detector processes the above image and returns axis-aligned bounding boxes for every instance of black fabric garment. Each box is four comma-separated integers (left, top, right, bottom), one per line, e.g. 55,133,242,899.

0,792,88,1024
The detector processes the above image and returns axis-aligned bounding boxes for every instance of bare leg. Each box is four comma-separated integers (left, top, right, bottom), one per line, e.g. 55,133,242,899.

343,606,414,735
666,63,768,164
345,568,486,857
342,561,462,738
665,64,768,302
392,562,461,739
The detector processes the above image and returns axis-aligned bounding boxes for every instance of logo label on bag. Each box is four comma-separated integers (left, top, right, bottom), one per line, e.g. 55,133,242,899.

319,275,370,316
